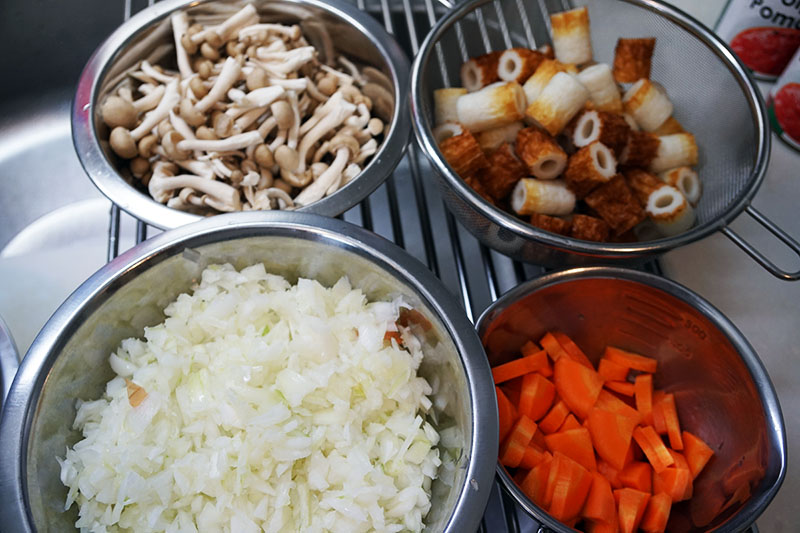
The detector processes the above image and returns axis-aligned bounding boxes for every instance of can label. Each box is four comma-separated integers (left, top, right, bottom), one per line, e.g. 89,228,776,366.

716,0,800,79
768,46,800,150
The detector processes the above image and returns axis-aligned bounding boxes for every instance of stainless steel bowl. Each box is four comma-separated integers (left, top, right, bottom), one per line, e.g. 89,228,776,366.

73,0,410,229
476,267,786,532
0,212,497,532
411,0,800,280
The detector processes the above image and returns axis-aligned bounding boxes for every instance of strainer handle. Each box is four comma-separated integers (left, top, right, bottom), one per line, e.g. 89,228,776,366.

721,206,800,281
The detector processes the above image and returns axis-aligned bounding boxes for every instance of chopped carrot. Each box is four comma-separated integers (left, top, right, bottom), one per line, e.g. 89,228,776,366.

496,387,517,442
651,393,667,434
618,461,652,493
532,426,547,450
585,520,620,533
506,415,538,446
540,359,554,378
587,408,638,471
615,488,651,533
521,454,553,507
558,413,582,432
540,332,569,361
539,400,571,434
544,427,598,471
384,330,403,345
492,350,549,384
519,373,556,421
553,331,594,368
668,450,693,500
654,466,692,503
633,426,675,473
554,357,604,419
598,358,630,382
605,381,636,396
548,452,594,522
521,340,542,357
502,376,523,405
682,431,714,479
598,459,623,489
604,346,658,374
596,390,643,426
639,491,672,532
658,394,683,450
520,445,549,470
582,472,617,525
634,374,653,425
500,436,528,468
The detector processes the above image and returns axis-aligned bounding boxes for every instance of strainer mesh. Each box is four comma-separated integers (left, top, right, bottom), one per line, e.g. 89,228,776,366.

422,0,761,231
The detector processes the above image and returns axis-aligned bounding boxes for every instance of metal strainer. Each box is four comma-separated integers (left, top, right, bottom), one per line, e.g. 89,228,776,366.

411,0,800,280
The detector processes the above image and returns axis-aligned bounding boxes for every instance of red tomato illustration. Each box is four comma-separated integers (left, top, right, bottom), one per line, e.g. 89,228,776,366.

774,82,800,143
730,27,800,76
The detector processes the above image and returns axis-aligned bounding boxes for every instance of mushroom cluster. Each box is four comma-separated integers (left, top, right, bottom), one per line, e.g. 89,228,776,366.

101,3,392,213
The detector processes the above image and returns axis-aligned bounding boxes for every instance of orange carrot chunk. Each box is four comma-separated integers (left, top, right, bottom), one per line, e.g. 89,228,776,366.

587,408,638,471
640,491,672,532
634,374,654,425
521,454,554,507
598,357,630,382
540,332,570,361
615,488,651,533
496,386,518,442
596,390,643,426
682,431,714,479
544,427,598,472
507,415,538,446
582,472,617,525
548,452,594,522
521,339,542,357
605,380,636,396
500,436,528,468
519,373,556,421
539,400,571,434
554,357,604,419
598,459,624,489
654,466,692,503
652,392,668,434
492,350,549,384
553,331,594,368
633,425,675,473
668,450,693,500
619,461,653,493
659,393,683,450
604,346,658,373
558,413,582,432
520,445,549,470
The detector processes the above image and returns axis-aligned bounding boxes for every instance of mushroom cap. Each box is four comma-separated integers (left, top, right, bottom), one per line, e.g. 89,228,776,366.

109,127,138,159
101,96,138,130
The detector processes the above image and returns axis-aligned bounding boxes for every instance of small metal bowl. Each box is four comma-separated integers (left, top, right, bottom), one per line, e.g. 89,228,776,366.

73,0,410,229
476,267,786,532
411,0,800,279
0,211,497,532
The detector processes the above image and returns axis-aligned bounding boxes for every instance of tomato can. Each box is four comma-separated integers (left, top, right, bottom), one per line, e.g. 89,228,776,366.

768,45,800,150
715,0,800,79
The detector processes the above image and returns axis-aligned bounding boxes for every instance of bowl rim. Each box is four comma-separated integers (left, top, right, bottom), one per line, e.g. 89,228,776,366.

410,0,771,260
474,266,787,532
0,211,498,533
72,0,411,230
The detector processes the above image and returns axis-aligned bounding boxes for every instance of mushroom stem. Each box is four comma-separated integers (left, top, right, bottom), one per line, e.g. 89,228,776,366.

234,107,267,132
296,92,356,172
177,130,263,152
149,162,241,209
132,84,165,112
140,60,178,84
170,12,193,79
294,146,349,205
191,4,258,43
194,57,241,113
174,159,215,180
239,23,301,41
130,79,180,140
287,91,300,150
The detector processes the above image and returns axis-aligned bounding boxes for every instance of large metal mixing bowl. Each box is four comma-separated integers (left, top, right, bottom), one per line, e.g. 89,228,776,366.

73,0,410,229
476,267,786,532
0,212,497,532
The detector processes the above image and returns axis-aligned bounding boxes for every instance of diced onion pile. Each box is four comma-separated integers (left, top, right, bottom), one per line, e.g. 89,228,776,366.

59,264,441,533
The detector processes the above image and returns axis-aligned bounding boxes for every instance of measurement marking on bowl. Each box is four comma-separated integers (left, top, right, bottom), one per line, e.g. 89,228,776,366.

622,305,675,331
622,292,681,324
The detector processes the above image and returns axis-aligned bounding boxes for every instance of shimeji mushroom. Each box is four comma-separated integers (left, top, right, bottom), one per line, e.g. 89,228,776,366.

149,162,241,211
100,8,386,214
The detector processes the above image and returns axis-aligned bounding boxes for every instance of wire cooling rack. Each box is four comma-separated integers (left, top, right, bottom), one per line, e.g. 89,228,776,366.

103,1,688,532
